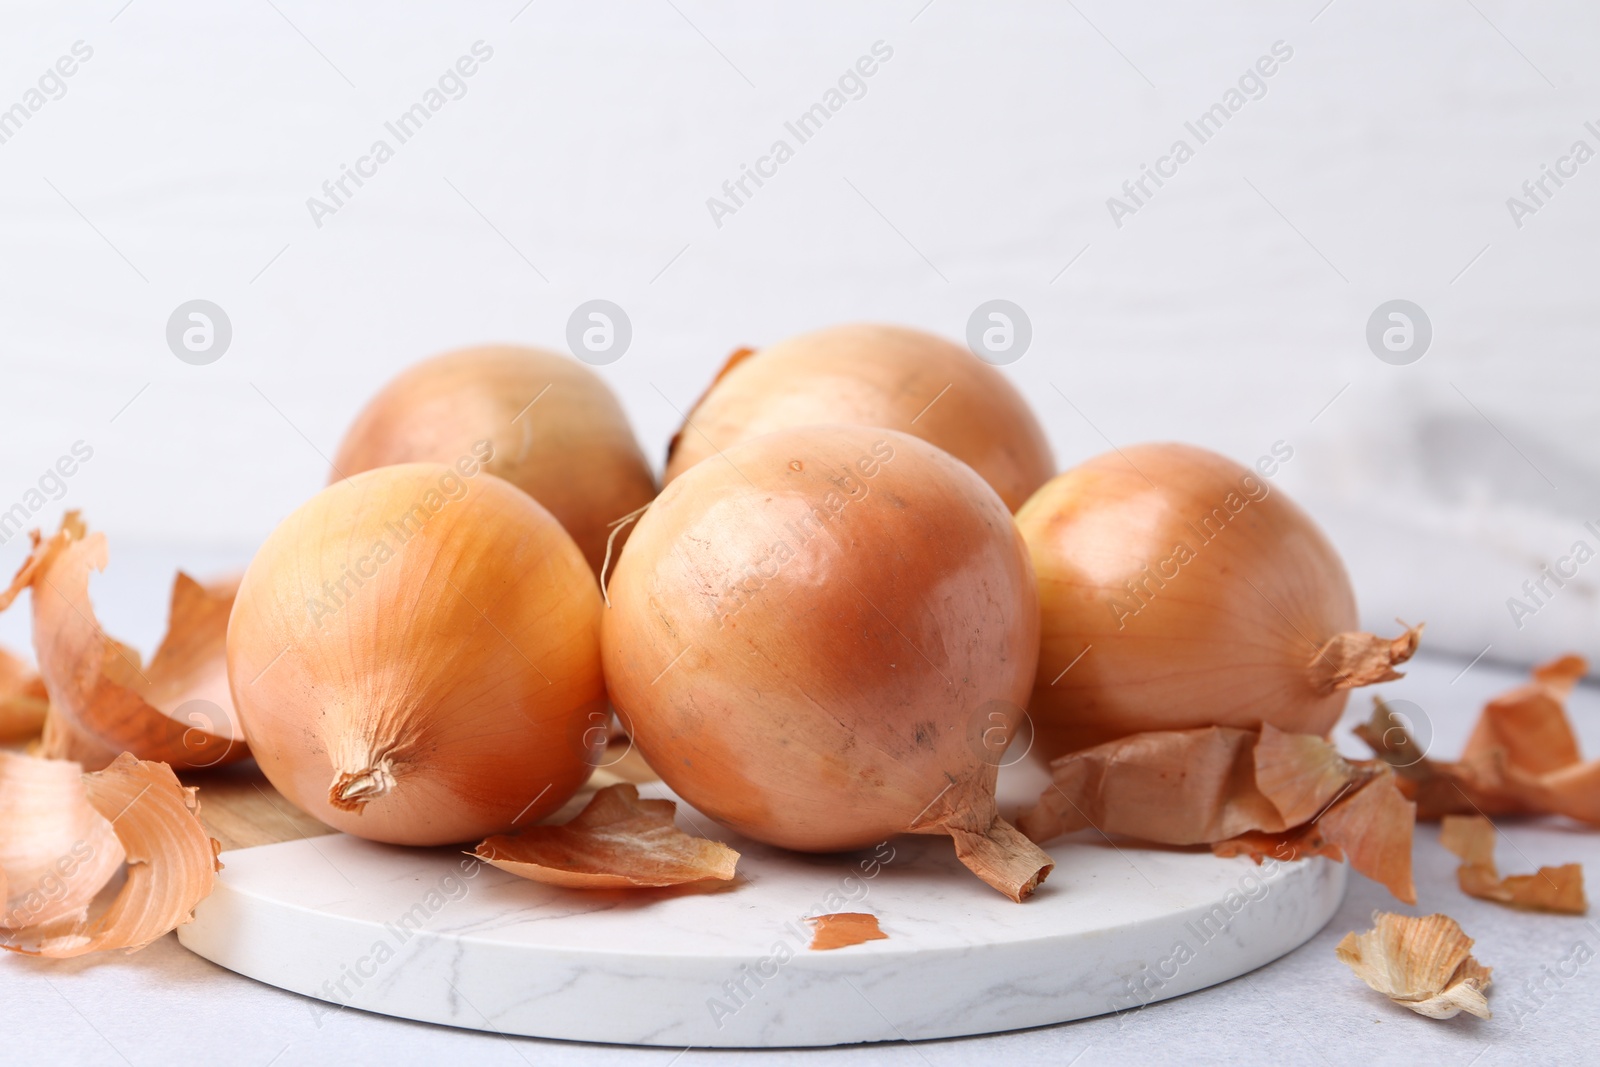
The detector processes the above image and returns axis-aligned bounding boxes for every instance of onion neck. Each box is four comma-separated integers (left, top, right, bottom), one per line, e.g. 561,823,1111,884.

1307,623,1423,693
909,768,1054,902
329,758,396,812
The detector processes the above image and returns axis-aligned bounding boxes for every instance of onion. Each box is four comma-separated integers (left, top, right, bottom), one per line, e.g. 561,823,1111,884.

227,463,604,845
332,345,657,577
1016,442,1419,757
663,324,1054,512
604,424,1053,901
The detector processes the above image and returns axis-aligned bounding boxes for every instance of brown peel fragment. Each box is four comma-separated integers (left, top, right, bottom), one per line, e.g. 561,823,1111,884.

0,515,245,771
808,912,887,951
1017,727,1283,846
0,646,48,743
1,752,220,956
1336,912,1491,1020
1254,723,1359,826
1024,724,1415,901
472,783,739,889
1309,623,1422,693
1318,771,1417,905
1439,815,1586,914
1360,656,1600,825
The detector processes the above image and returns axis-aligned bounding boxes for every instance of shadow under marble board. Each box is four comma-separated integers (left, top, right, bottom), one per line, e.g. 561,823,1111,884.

178,754,1346,1048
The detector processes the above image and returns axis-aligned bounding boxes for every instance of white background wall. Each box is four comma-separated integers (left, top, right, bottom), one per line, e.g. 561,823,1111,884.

1,1,1597,667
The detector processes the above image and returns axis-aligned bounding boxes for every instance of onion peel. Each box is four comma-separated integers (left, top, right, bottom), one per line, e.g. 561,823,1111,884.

1021,724,1416,900
1,752,219,957
471,783,739,889
1439,815,1586,914
1315,770,1417,904
0,751,124,930
1336,912,1492,1020
1359,656,1600,824
808,912,887,951
0,646,48,743
0,514,245,770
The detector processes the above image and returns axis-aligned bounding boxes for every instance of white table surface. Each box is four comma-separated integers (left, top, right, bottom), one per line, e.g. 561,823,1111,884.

5,647,1596,1066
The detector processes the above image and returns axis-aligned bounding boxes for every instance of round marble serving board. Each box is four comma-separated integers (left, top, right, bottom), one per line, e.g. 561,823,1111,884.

177,761,1347,1048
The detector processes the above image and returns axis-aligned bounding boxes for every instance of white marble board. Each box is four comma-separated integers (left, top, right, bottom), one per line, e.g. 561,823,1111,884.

177,761,1347,1048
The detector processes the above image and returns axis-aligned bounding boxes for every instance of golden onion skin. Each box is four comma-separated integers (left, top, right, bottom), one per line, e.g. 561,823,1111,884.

227,464,604,845
332,345,656,578
663,324,1054,512
604,425,1041,853
1018,443,1361,757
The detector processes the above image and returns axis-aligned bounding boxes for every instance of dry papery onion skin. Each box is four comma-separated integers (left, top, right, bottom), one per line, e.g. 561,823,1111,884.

0,513,245,770
472,783,739,889
0,645,48,743
1440,815,1586,914
1361,655,1600,824
1019,722,1417,902
0,752,218,958
227,463,606,846
663,323,1055,513
605,424,1052,902
1337,912,1492,1020
332,345,657,578
808,912,888,951
1016,442,1419,757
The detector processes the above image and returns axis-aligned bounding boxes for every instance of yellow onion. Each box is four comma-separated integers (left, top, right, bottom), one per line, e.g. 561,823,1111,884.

332,345,656,577
227,463,604,845
1017,443,1419,757
605,425,1052,901
663,324,1054,512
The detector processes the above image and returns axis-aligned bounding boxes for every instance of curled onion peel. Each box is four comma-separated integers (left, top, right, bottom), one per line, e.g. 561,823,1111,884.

0,752,218,958
663,324,1055,513
1362,656,1600,824
472,783,739,889
332,345,657,578
227,463,605,846
1016,443,1419,756
605,425,1052,901
0,514,245,770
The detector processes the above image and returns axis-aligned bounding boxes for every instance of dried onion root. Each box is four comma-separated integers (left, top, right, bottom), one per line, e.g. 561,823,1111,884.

662,324,1055,512
1019,723,1417,901
332,345,657,578
1439,815,1586,914
1015,444,1419,757
228,464,606,846
1337,912,1492,1020
1360,655,1600,823
0,752,218,957
0,514,245,770
472,783,739,889
606,425,1052,901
